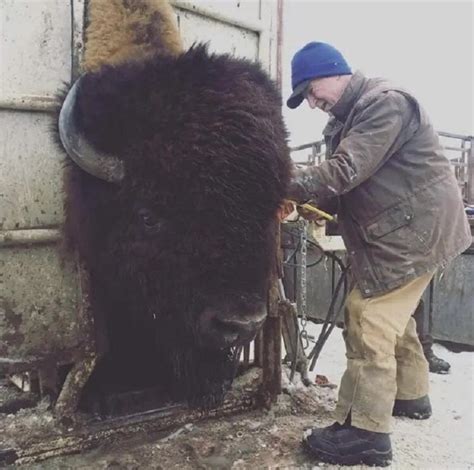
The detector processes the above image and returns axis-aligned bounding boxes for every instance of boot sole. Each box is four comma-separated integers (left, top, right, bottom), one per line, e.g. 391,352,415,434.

393,410,432,420
302,438,392,467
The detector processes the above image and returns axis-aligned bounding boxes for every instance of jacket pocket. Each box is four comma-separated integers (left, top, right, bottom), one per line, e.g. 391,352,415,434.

364,204,414,239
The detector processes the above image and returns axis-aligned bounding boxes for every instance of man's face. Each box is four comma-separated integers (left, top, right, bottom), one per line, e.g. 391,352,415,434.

304,76,342,112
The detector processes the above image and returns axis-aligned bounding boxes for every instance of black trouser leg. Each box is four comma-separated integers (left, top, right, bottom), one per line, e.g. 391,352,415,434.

412,298,433,355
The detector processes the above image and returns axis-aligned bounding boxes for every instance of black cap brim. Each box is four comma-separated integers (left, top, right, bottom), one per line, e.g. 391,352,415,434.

286,80,310,109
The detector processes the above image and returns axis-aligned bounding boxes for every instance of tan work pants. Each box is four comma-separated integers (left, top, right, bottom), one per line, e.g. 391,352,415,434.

334,271,434,433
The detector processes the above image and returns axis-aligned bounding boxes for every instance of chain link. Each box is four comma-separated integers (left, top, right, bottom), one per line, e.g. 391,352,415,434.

297,219,310,351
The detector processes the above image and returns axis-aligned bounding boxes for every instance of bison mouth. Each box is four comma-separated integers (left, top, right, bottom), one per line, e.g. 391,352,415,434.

164,295,267,409
170,344,243,409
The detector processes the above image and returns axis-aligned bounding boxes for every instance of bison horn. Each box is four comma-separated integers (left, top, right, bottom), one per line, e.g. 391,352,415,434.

58,78,125,183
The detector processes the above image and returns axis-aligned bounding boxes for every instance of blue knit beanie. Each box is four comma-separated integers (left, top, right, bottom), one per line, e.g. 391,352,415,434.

287,42,352,109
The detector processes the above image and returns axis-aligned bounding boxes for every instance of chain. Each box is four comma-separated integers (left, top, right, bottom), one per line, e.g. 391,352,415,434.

297,219,310,351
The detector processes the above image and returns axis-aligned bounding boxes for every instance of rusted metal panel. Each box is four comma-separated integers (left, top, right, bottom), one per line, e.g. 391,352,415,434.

0,1,97,394
431,249,474,347
0,245,91,372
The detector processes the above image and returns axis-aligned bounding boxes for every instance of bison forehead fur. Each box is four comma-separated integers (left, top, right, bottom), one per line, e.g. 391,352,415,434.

61,44,291,407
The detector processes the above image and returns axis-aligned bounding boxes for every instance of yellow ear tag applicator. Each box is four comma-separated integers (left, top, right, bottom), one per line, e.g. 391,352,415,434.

288,200,335,222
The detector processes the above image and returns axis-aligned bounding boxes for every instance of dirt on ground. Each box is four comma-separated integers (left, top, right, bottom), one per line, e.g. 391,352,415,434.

1,367,337,469
27,385,335,469
2,328,473,470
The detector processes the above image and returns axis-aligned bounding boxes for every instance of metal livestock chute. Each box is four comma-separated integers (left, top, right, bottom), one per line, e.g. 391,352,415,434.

0,1,286,464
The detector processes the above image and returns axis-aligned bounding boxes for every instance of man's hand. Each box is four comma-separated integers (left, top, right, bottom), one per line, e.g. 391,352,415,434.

278,200,296,221
288,167,311,204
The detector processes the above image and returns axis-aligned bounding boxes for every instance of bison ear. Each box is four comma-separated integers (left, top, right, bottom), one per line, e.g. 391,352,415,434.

59,77,125,183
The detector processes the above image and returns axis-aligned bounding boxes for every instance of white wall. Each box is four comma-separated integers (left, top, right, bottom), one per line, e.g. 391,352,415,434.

282,0,474,147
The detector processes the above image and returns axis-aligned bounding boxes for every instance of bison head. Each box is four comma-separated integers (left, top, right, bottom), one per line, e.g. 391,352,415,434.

58,45,290,407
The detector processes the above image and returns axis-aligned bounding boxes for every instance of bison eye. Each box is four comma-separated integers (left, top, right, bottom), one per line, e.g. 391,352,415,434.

138,208,161,231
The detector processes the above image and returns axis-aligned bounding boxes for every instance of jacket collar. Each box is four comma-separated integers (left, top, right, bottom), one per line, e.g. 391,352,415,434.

330,71,367,121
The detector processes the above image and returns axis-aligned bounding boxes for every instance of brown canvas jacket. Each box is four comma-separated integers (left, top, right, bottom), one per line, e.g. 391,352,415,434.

302,71,471,297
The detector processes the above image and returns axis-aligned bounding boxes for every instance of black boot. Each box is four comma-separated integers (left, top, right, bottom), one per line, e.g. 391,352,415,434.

425,348,451,374
393,395,432,419
302,422,392,467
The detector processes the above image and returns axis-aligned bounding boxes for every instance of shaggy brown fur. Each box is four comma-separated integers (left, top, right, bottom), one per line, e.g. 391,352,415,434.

84,0,183,72
60,1,291,408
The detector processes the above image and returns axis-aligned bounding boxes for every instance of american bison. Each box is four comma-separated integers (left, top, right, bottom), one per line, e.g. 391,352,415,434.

57,0,291,408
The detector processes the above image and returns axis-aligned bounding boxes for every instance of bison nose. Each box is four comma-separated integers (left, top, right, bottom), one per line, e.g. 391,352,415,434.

198,305,267,349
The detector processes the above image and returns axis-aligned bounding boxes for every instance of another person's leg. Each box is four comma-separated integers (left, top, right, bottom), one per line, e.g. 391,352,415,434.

303,271,433,467
413,297,451,374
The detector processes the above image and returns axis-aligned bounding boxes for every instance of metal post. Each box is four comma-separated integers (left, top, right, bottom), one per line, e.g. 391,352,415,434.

276,0,284,90
259,222,282,406
468,136,474,204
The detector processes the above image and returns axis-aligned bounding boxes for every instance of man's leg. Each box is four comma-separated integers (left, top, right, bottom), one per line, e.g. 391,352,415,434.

303,271,433,466
393,316,432,419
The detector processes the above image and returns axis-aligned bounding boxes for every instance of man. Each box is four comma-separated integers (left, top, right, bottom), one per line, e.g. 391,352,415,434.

286,41,471,466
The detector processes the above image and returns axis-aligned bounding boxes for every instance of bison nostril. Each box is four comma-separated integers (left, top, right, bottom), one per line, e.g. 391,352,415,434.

213,318,241,336
212,315,266,345
212,318,240,344
198,305,267,348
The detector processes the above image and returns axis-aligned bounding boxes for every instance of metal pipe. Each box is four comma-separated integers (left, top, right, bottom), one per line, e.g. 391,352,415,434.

276,0,284,91
0,229,61,247
442,146,470,153
290,140,324,152
0,96,57,112
468,136,474,204
438,131,473,140
71,0,86,81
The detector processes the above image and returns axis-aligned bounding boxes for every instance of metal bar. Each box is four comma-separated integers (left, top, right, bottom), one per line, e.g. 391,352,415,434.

290,141,324,152
253,329,263,367
275,0,284,90
260,281,282,406
442,146,470,153
243,344,250,368
438,131,473,140
259,223,282,406
71,0,86,81
0,229,61,247
12,393,256,465
170,1,264,33
0,96,57,112
468,136,474,204
291,133,473,155
54,354,99,418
